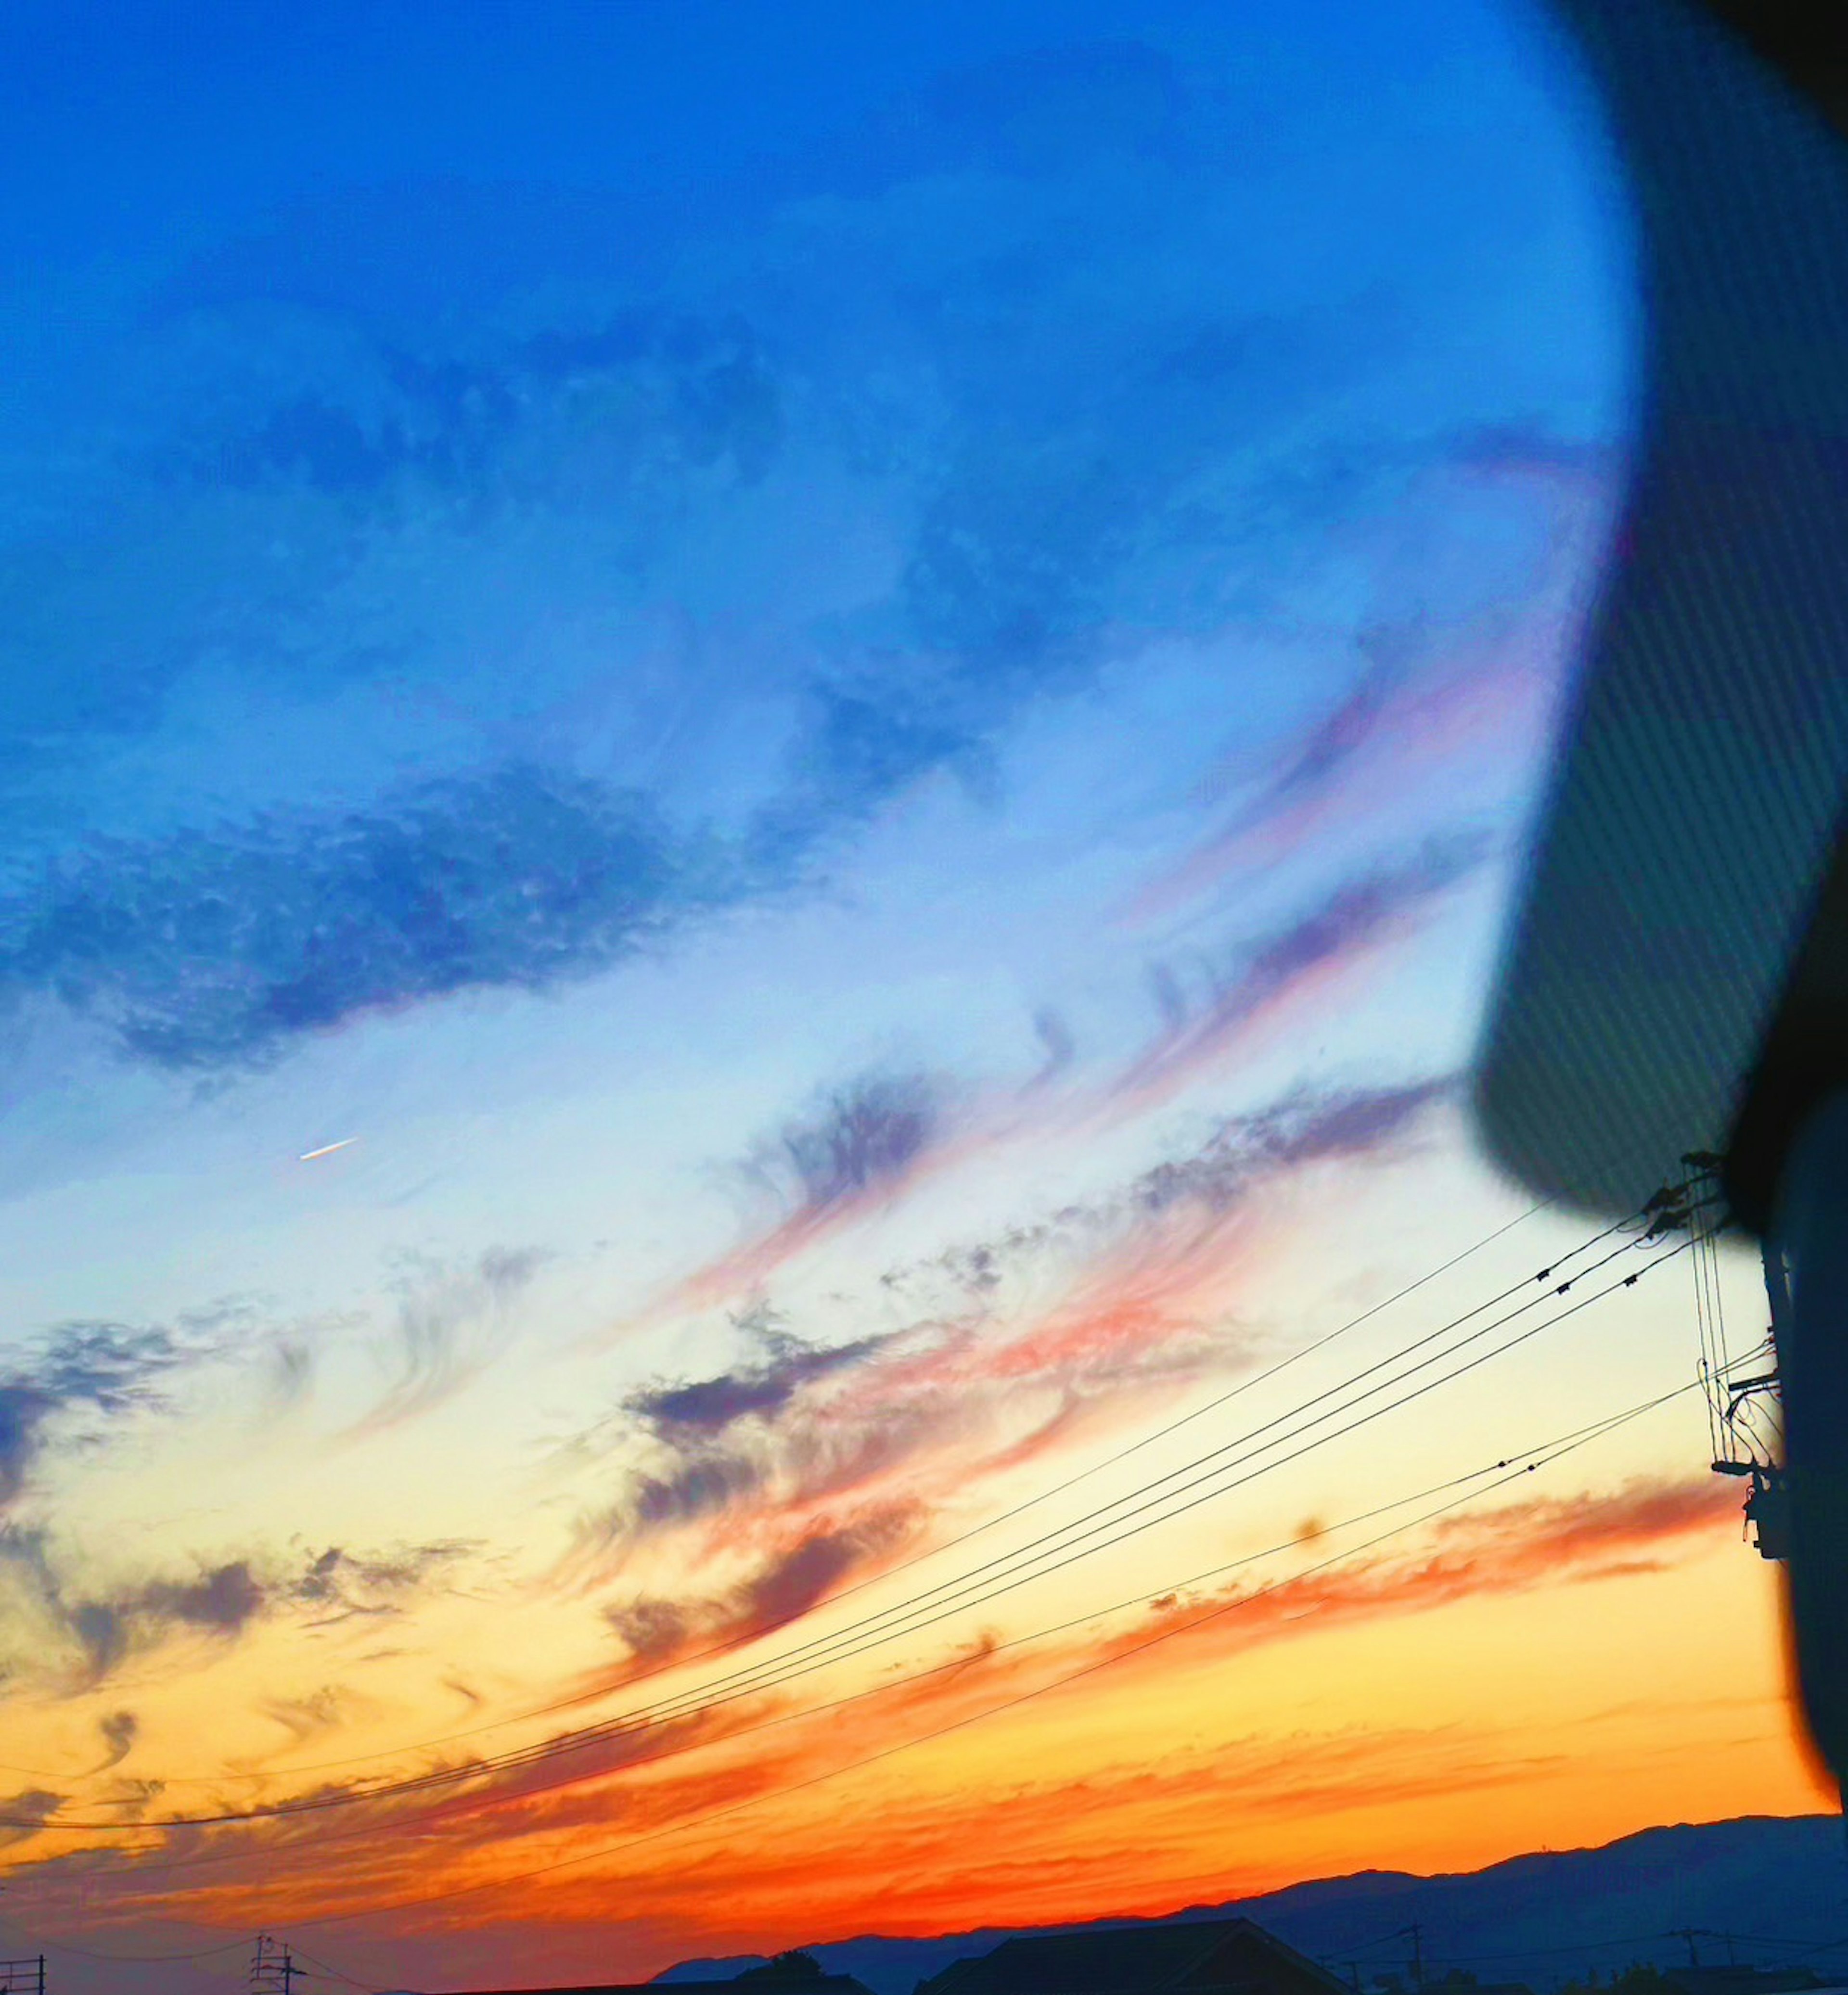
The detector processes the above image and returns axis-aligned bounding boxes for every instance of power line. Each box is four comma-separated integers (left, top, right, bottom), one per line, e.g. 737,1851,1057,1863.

32,1202,1565,1797
34,1934,252,1965
284,1942,381,1993
3,1229,1681,1834
1700,1165,1732,1460
10,1379,1693,1912
8,1394,1679,1904
262,1380,1697,1933
32,1932,380,1986
14,1381,1692,1909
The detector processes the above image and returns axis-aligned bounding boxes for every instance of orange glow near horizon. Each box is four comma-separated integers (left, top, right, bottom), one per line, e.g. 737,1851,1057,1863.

4,7,1817,1991
9,1465,1827,1986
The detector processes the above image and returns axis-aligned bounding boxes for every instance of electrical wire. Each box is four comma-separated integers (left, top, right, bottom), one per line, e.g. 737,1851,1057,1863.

2,1232,1682,1834
1686,1170,1721,1459
262,1379,1698,1933
0,1214,1608,1811
33,1933,252,1965
8,1377,1695,1913
49,1201,1566,1795
287,1942,385,1993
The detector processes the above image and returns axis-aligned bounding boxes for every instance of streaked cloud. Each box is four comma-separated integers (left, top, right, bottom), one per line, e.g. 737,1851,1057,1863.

0,1316,223,1509
0,1530,472,1690
0,0,1658,1964
570,1075,1450,1643
1107,1476,1742,1669
669,1074,950,1310
0,767,690,1073
95,1710,138,1772
605,1507,922,1677
1118,833,1494,1105
353,1246,551,1435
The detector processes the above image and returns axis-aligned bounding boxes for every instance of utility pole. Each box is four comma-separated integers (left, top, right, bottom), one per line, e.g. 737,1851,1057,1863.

1410,1924,1424,1992
0,1957,45,1995
1674,1930,1702,1970
251,1934,297,1995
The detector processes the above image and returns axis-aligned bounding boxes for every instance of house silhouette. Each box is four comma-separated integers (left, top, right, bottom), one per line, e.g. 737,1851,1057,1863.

913,1917,1351,1995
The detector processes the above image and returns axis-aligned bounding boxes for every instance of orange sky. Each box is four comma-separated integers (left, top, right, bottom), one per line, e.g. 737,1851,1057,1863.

4,1399,1829,1990
5,5,1831,1989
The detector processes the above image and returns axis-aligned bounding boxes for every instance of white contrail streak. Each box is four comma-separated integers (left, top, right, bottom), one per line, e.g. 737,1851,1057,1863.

298,1137,359,1162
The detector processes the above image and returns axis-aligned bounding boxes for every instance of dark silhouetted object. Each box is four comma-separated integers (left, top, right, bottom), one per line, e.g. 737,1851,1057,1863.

915,1917,1348,1995
441,1978,874,1995
1666,1970,1825,1995
1476,0,1848,1794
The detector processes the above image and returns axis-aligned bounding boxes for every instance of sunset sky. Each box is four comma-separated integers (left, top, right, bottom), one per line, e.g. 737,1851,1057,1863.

0,2,1829,1990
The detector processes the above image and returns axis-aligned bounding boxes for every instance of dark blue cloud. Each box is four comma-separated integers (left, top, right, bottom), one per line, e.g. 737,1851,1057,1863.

0,766,688,1071
734,1511,914,1636
626,1450,768,1535
0,1788,60,1842
0,1388,52,1510
603,1508,918,1670
589,1311,907,1548
0,697,998,1079
0,1527,465,1684
776,1071,943,1212
1223,829,1494,1020
0,1319,198,1508
629,1331,890,1437
1120,828,1498,1098
291,1540,471,1623
0,6,1596,1081
137,1560,266,1637
96,1710,137,1770
891,1071,1459,1311
1131,1076,1455,1218
53,1558,266,1681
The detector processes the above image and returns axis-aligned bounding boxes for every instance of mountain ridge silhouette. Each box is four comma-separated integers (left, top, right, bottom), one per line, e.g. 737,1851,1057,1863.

653,1816,1848,1995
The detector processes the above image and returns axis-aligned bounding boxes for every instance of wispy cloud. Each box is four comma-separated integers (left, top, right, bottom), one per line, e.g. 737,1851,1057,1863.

8,1476,1731,1934
1129,1076,1454,1219
1104,1476,1741,1672
352,1246,550,1435
604,1507,922,1677
1129,441,1617,924
257,1687,351,1753
0,1528,472,1690
1175,637,1410,877
506,1479,1741,1867
1116,832,1493,1107
0,1315,221,1509
568,1076,1449,1651
293,1540,474,1625
0,767,693,1074
95,1710,138,1772
770,1072,943,1214
667,1073,950,1310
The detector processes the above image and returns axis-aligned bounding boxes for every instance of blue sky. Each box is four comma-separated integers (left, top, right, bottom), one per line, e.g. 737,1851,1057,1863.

1,6,1800,1988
